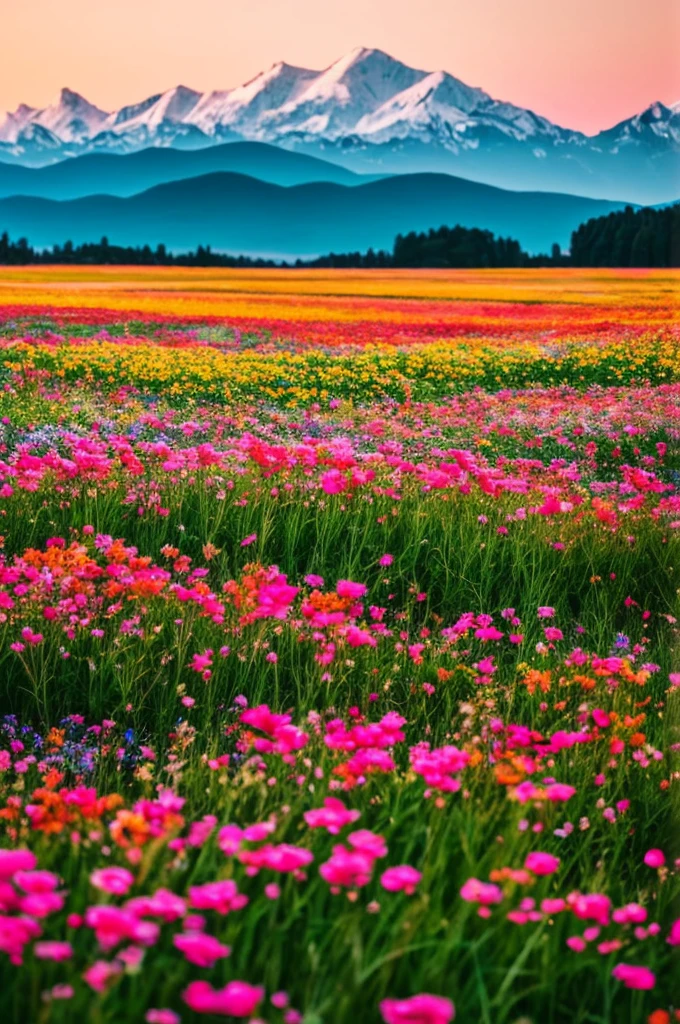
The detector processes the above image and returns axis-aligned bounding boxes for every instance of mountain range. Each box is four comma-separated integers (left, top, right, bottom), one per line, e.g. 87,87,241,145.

0,143,370,200
0,171,628,259
1,48,678,204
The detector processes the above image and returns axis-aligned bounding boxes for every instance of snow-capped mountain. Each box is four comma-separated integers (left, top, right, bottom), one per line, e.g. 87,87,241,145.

593,101,680,149
0,48,677,203
0,88,108,145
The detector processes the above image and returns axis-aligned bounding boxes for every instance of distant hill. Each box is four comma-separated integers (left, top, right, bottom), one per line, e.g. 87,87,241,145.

0,142,370,200
0,171,629,258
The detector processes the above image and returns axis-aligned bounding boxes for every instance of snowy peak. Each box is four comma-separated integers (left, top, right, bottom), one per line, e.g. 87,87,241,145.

269,47,427,136
187,62,317,137
107,85,202,134
0,103,36,143
33,88,109,142
354,70,489,140
593,100,680,146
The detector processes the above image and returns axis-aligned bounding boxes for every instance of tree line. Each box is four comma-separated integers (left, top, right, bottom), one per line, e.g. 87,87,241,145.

0,235,279,267
570,205,679,267
0,204,677,267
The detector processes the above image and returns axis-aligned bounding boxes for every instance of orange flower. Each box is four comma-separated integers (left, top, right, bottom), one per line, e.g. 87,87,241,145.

624,713,646,728
522,669,551,695
45,727,65,748
110,809,151,848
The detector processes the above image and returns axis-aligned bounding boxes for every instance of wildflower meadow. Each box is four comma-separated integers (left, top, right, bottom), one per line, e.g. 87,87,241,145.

0,267,677,1024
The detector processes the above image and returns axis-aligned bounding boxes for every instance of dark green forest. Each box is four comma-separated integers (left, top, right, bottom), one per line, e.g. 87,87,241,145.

570,205,679,267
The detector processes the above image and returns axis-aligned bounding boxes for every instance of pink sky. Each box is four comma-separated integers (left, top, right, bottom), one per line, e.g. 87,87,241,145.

3,0,679,134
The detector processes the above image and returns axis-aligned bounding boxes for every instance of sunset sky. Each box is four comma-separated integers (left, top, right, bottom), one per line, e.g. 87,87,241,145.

3,0,678,135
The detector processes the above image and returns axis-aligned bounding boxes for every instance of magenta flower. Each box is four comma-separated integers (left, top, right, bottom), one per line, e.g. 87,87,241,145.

643,848,665,868
611,963,656,990
380,993,455,1024
381,866,422,895
173,931,231,967
182,980,264,1016
83,959,122,993
188,880,249,915
524,852,560,876
460,879,503,906
0,849,36,878
90,866,135,896
304,797,361,834
34,941,73,961
320,470,346,494
336,580,368,600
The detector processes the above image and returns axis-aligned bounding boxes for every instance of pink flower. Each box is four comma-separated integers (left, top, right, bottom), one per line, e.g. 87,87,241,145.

304,797,361,834
83,959,122,993
348,830,388,859
240,533,257,547
146,1012,181,1024
126,888,187,922
611,963,656,990
0,849,36,878
90,866,135,895
239,843,314,874
19,891,65,918
174,931,230,967
381,866,422,895
612,903,647,925
524,852,560,876
182,980,264,1016
643,849,665,868
50,985,74,1000
84,905,159,950
541,898,567,914
14,870,59,893
188,880,249,915
0,915,41,965
568,892,611,926
545,783,576,802
380,993,455,1024
320,846,374,890
34,941,73,961
320,470,346,495
474,626,504,641
460,879,503,906
667,918,680,945
379,554,394,567
336,580,367,600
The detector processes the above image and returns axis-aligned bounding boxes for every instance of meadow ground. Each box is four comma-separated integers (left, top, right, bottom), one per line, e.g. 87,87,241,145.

0,267,677,1024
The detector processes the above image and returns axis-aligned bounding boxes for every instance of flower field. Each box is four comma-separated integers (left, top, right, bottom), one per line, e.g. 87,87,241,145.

0,267,677,1024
